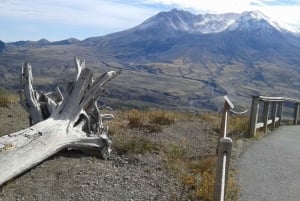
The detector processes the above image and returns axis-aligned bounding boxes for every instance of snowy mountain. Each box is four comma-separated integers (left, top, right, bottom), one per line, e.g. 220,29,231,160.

83,9,298,50
138,9,240,34
137,9,295,35
82,9,300,62
227,11,286,33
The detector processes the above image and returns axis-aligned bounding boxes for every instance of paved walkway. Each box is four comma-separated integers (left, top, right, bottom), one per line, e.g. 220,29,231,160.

238,126,300,201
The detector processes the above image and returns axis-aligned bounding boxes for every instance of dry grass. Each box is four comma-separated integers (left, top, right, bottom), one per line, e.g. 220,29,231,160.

108,109,247,200
198,112,249,137
161,112,246,200
198,112,222,129
185,157,239,201
164,144,189,176
126,109,176,132
0,91,19,107
228,115,249,137
109,109,178,155
148,109,175,125
164,146,239,201
127,109,145,129
113,134,159,154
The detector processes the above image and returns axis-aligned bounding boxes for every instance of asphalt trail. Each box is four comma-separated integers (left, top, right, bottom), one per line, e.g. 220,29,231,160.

238,126,300,201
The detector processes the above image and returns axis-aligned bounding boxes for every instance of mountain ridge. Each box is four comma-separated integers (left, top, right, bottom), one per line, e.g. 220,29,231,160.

4,9,298,44
1,9,300,111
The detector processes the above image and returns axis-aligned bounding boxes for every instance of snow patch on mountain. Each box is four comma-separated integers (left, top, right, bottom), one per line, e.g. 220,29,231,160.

193,13,239,33
227,11,286,33
138,9,297,35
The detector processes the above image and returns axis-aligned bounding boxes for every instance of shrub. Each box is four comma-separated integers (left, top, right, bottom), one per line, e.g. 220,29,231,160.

143,124,162,133
228,115,249,137
165,144,187,161
0,88,19,107
149,109,175,125
127,109,145,128
189,157,216,201
114,135,159,155
0,95,19,107
126,108,176,132
163,144,189,178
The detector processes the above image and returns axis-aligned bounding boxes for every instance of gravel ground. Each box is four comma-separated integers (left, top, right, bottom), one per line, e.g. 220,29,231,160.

0,104,29,136
0,151,181,201
0,104,249,201
0,104,183,201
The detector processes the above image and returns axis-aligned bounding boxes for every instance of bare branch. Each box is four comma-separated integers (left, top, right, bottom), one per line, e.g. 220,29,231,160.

74,56,86,81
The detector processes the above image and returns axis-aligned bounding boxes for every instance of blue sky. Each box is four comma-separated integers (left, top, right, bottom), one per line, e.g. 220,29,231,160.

0,0,299,42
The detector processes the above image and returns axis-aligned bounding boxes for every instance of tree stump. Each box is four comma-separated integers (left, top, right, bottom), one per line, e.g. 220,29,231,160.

0,57,120,186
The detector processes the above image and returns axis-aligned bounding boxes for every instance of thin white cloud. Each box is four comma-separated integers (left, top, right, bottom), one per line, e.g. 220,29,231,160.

260,5,300,30
1,0,299,29
0,0,159,29
1,0,299,41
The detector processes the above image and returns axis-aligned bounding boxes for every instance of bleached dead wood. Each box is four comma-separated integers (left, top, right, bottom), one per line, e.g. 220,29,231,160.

0,57,120,186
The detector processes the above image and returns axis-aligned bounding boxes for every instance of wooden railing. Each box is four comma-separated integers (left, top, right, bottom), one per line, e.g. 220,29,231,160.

214,96,248,201
249,96,300,137
214,96,233,201
214,95,300,200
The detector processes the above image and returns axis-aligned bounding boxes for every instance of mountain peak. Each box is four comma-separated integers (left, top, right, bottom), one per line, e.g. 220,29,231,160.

227,10,285,33
241,10,269,20
38,38,50,44
169,8,189,14
138,9,298,35
0,40,5,53
139,9,239,34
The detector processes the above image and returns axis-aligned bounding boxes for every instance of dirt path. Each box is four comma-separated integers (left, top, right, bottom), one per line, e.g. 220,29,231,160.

238,126,300,201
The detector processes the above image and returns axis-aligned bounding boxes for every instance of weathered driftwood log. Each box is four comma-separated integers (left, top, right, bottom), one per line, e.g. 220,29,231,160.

0,57,120,186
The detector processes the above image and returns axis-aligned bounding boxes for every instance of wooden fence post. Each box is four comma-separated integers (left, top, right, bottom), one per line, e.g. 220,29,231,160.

262,102,270,133
277,102,283,126
214,137,233,201
216,96,234,154
249,96,260,137
271,102,278,128
214,96,234,200
294,103,299,125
